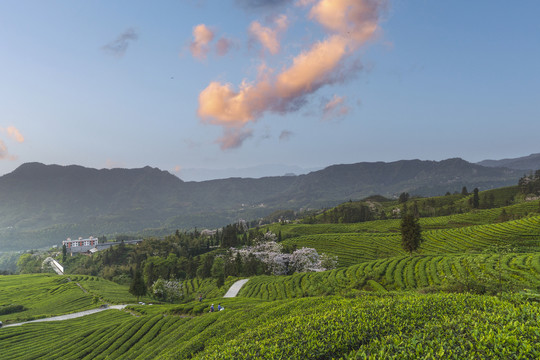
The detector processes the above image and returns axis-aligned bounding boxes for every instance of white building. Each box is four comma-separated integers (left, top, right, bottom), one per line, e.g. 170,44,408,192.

63,236,99,254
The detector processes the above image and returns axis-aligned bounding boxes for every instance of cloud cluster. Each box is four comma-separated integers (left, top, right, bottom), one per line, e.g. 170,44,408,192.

0,140,12,160
190,24,215,59
216,37,234,56
189,24,233,60
6,126,24,143
197,0,385,149
322,95,349,120
102,28,139,57
249,14,288,54
216,128,254,150
0,125,24,160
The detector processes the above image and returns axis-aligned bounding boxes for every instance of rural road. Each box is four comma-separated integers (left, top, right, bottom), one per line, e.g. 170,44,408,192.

223,279,249,298
4,280,249,328
3,305,127,328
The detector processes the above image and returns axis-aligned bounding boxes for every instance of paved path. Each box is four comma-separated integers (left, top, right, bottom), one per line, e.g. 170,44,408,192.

223,279,249,298
4,305,127,328
42,257,64,275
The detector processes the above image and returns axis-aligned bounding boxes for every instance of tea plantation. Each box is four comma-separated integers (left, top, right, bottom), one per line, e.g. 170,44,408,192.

1,195,539,358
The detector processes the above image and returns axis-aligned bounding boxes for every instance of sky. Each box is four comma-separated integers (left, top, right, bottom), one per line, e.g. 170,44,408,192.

1,0,539,181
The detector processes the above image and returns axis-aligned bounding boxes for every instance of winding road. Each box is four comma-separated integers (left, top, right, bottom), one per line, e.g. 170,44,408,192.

3,305,127,328
3,280,249,328
223,279,249,298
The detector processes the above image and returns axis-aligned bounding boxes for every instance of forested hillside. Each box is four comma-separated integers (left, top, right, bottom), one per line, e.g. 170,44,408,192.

0,159,523,250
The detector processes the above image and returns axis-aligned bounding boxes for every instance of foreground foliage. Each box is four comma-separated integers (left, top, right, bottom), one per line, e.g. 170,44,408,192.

0,293,538,359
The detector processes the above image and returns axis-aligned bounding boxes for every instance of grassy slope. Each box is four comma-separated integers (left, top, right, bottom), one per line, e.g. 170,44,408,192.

0,294,538,359
237,252,540,299
0,274,149,324
1,194,540,359
273,201,540,267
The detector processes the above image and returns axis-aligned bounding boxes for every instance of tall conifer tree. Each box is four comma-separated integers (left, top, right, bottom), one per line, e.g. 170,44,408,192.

400,213,423,255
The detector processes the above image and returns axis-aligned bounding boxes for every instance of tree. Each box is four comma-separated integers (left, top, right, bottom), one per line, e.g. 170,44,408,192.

129,268,147,302
151,278,183,302
211,256,225,280
62,244,67,263
221,225,239,248
17,253,41,274
196,253,214,278
400,213,423,255
472,188,480,209
398,192,409,204
498,209,510,222
461,186,468,196
412,201,419,218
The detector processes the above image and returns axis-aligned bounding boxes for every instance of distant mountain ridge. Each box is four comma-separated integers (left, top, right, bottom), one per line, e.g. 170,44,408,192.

177,164,321,182
0,158,523,250
477,153,540,171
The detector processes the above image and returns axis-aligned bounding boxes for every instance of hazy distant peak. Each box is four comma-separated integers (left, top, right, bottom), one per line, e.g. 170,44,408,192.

176,164,321,182
477,153,540,170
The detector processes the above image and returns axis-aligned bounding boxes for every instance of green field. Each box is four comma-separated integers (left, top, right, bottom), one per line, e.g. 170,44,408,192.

1,195,540,358
0,274,150,323
237,252,540,299
0,293,538,359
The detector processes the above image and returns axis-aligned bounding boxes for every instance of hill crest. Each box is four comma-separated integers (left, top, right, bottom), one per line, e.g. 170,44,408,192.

0,159,523,250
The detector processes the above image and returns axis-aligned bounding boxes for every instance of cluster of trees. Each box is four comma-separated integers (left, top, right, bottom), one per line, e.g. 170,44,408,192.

519,170,540,195
302,201,377,224
319,202,375,223
306,186,511,226
231,232,337,276
54,225,332,302
66,230,223,284
0,252,20,274
16,252,44,274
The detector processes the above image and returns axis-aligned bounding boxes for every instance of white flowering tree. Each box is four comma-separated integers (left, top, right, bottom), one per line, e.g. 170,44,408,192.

289,247,321,273
231,231,337,275
151,279,183,302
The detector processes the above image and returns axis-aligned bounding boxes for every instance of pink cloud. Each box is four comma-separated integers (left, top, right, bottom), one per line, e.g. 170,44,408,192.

6,126,24,143
323,94,349,120
215,128,254,150
275,35,348,99
198,81,260,125
309,0,383,47
216,37,234,56
190,24,215,60
249,14,288,55
0,140,16,160
197,0,385,149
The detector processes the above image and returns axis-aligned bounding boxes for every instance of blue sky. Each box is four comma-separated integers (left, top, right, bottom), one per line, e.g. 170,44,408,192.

1,0,539,180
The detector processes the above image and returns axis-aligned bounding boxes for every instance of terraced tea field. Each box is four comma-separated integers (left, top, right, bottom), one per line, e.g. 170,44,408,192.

1,199,539,358
0,274,147,323
237,252,540,299
1,293,538,359
281,214,540,267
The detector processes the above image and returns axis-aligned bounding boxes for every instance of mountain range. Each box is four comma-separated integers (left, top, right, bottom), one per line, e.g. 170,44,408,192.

0,156,531,251
477,153,540,171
